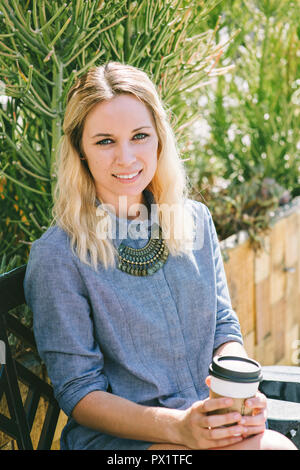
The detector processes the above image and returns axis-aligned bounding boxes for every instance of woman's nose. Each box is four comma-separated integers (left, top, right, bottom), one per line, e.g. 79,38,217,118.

114,143,136,166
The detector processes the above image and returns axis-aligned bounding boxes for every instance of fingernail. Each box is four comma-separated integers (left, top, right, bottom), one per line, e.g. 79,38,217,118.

235,426,243,434
240,418,246,424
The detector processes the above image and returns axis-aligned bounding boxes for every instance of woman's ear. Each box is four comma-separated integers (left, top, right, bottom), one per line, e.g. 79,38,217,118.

78,149,90,173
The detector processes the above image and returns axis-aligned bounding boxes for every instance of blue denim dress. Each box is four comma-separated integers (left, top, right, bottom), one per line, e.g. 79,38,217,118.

24,192,243,450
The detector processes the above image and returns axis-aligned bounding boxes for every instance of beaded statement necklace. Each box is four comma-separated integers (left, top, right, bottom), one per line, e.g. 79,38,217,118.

117,225,169,276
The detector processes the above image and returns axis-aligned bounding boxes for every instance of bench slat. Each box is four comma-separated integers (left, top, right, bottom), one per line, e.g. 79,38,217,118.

0,265,60,450
5,312,37,351
260,366,300,404
262,365,300,382
267,398,300,421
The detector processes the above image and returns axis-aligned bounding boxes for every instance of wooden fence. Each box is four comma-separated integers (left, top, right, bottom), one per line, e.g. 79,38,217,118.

222,196,300,367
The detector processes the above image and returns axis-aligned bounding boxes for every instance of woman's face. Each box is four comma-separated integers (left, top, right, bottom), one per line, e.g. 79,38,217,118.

81,93,159,218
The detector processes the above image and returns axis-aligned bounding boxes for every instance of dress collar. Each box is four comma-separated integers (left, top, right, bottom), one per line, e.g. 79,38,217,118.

95,189,156,248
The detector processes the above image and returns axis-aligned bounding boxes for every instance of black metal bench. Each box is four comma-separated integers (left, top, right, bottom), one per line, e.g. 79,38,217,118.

0,265,300,450
0,265,60,450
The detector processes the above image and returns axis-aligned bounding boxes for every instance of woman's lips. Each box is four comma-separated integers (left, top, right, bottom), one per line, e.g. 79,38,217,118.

112,169,143,183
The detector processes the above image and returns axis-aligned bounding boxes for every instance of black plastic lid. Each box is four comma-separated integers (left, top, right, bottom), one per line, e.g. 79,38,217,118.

209,355,263,383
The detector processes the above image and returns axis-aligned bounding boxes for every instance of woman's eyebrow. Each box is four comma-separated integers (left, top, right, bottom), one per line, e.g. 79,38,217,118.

91,126,152,138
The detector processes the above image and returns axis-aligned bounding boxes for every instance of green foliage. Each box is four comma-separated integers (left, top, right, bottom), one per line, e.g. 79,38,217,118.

0,250,22,274
185,0,300,247
197,175,291,250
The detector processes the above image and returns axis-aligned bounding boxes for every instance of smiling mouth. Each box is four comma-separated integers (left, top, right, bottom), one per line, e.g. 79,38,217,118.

112,169,142,180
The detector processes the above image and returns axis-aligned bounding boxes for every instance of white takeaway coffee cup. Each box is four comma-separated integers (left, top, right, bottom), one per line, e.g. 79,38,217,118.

208,355,263,418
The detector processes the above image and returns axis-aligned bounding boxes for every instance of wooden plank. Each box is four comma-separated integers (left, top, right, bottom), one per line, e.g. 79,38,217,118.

254,235,270,284
223,239,255,336
285,212,299,267
285,263,299,329
254,334,274,366
242,330,255,359
255,277,271,344
271,297,286,364
270,218,286,266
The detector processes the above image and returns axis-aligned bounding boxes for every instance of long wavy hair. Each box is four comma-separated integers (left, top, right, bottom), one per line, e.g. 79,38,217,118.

52,61,196,270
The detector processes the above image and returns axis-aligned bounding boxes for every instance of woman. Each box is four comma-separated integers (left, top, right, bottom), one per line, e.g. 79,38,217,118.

24,62,296,450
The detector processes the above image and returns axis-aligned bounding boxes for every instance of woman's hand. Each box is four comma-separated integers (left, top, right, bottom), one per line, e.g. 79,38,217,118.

178,396,246,449
238,391,268,438
176,378,267,450
204,374,267,438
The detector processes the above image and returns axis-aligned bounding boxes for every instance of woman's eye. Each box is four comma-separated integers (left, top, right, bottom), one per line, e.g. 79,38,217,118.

96,138,113,145
96,133,148,145
133,133,148,140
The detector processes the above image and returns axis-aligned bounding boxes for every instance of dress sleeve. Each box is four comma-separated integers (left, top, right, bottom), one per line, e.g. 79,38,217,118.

24,239,109,417
204,205,244,351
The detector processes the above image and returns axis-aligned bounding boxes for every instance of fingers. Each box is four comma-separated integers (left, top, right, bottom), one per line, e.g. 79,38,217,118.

207,435,244,449
186,399,244,448
241,392,268,430
245,392,267,411
202,411,241,429
199,396,234,414
241,425,266,438
240,410,266,426
204,423,245,441
201,419,246,449
186,393,268,449
239,411,267,439
196,397,245,430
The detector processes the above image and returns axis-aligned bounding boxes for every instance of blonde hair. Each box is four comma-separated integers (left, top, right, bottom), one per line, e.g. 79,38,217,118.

52,61,196,270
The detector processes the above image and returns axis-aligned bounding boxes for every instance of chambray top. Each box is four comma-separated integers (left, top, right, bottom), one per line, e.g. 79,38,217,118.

24,191,243,450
